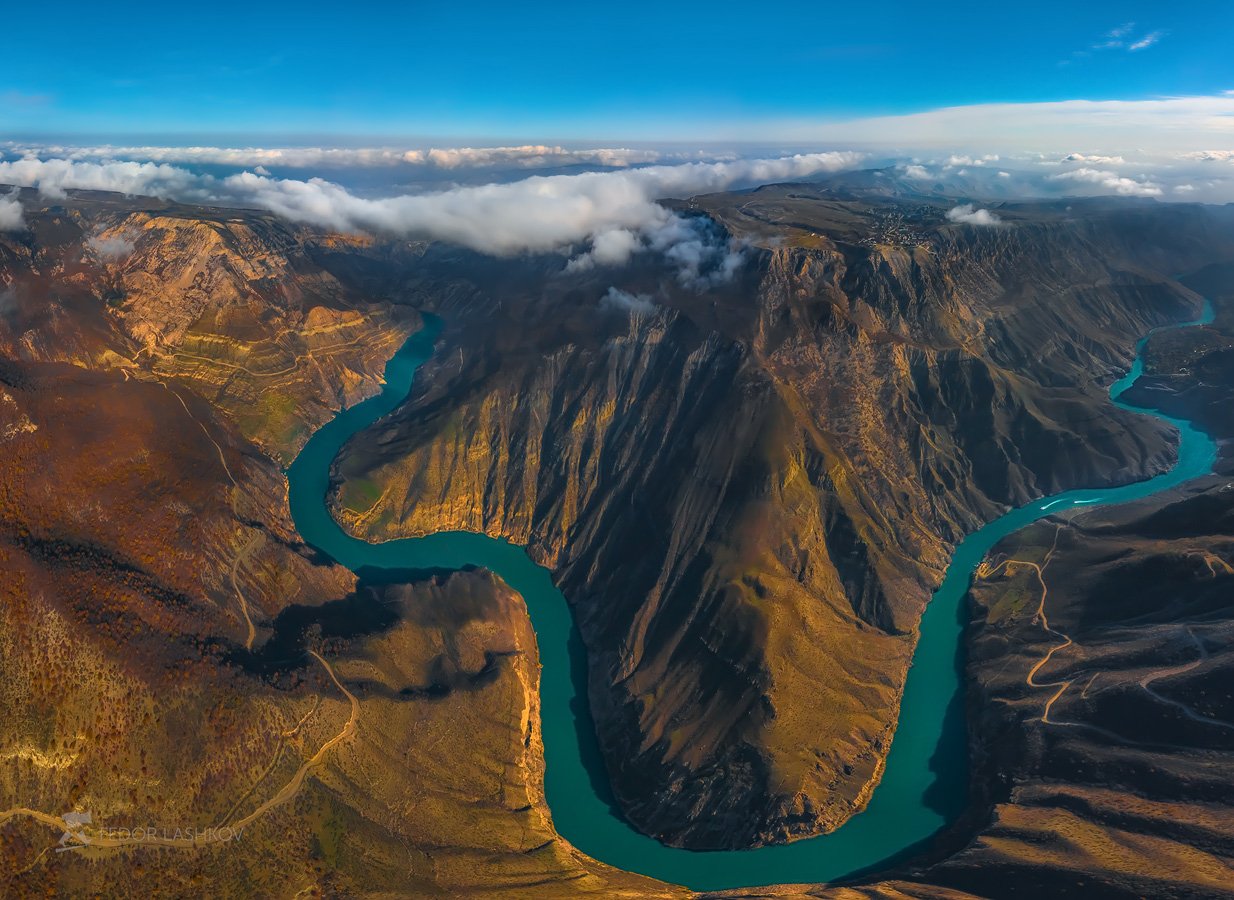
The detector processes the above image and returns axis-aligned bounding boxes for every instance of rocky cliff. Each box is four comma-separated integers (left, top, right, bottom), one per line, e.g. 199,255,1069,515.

329,196,1234,848
0,359,677,895
0,193,420,462
7,184,1234,896
0,192,680,897
786,260,1234,900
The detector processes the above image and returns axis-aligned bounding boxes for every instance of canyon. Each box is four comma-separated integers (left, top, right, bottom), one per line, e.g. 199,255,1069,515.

1,179,1233,897
329,188,1234,849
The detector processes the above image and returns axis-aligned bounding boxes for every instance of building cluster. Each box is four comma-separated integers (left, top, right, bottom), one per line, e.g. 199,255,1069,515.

856,207,936,249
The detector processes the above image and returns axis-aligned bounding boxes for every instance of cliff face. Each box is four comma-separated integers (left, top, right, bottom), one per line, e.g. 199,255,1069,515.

291,570,683,898
908,479,1234,899
0,197,419,462
0,194,681,897
814,276,1234,900
330,200,1226,849
1129,260,1234,475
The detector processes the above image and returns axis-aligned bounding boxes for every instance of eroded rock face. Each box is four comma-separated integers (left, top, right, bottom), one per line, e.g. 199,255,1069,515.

837,284,1234,899
1129,260,1234,476
0,193,680,898
329,197,1234,849
308,571,682,898
909,479,1234,899
0,197,420,462
6,183,1234,895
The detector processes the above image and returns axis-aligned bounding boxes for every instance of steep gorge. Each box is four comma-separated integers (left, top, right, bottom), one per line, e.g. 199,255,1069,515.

5,184,1234,895
330,200,1231,849
0,192,679,897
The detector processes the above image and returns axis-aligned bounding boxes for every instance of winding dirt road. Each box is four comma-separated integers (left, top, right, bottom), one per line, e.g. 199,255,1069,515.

980,532,1234,737
0,652,357,854
161,379,259,649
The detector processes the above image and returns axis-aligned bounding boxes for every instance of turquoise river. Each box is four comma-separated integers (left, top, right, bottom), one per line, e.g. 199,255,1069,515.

286,300,1216,891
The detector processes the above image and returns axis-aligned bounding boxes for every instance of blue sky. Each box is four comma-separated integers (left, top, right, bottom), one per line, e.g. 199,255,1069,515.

3,1,1232,139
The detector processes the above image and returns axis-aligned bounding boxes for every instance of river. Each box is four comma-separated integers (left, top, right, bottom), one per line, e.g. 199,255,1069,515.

285,300,1216,891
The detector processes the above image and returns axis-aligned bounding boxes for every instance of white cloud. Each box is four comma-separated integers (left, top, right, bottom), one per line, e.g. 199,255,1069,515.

601,287,657,314
1088,23,1163,53
644,216,749,288
1049,167,1163,196
564,228,643,272
421,145,669,169
1107,22,1136,39
0,193,23,231
218,152,863,254
1129,31,1163,51
1061,152,1126,165
903,164,932,179
1092,22,1136,49
1,142,713,172
945,204,1002,226
0,152,861,280
86,233,136,260
776,94,1234,154
1175,184,1196,193
1183,150,1234,162
944,154,999,168
0,158,201,200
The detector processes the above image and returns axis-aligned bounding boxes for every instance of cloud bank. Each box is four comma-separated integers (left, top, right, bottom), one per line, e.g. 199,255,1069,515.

0,151,862,279
781,94,1234,154
1,142,719,172
1048,167,1162,197
1060,152,1126,165
1185,150,1234,163
897,139,1234,203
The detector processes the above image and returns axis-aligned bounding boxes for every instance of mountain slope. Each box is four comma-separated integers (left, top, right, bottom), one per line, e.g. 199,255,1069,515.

330,196,1234,848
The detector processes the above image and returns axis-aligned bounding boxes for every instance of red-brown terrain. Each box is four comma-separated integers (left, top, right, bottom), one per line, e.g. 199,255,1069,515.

1,181,1234,897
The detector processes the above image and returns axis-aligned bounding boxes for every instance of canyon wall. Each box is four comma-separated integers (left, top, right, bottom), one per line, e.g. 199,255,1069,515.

330,204,1228,848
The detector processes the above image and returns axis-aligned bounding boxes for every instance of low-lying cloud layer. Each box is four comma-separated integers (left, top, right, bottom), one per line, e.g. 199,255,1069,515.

1049,167,1162,197
0,151,862,281
1,142,720,172
5,123,1234,276
900,143,1234,203
783,94,1234,155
